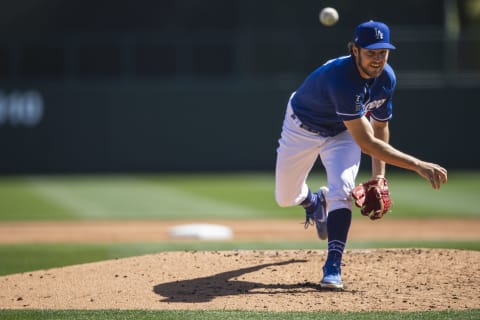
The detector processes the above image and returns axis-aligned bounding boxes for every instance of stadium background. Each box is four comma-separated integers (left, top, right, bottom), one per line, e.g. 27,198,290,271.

0,2,480,316
0,0,479,174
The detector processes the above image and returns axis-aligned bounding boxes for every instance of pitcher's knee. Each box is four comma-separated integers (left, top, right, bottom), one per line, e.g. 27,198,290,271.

328,199,353,212
275,194,297,208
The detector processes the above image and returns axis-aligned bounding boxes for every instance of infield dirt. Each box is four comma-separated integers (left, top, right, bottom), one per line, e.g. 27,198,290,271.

0,218,479,312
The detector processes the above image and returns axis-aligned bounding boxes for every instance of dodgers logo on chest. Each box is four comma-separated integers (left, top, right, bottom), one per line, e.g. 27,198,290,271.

354,93,386,112
365,99,387,111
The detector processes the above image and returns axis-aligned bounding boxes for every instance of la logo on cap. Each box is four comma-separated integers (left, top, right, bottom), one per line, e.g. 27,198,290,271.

353,20,396,50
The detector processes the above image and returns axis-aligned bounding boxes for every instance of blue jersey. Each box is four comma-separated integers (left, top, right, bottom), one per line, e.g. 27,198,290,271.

291,55,396,137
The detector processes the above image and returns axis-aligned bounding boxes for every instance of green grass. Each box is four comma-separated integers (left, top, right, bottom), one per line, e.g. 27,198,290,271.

1,240,478,276
0,171,479,221
0,173,284,220
377,171,480,218
0,309,479,320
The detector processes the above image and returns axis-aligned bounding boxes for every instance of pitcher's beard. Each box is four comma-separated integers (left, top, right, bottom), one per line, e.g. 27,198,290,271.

357,55,384,79
358,63,383,79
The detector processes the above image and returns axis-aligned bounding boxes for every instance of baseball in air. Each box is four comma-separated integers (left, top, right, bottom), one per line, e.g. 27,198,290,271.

319,7,339,26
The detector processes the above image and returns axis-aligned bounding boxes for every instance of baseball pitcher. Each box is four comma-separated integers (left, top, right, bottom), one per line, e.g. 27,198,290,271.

275,20,447,289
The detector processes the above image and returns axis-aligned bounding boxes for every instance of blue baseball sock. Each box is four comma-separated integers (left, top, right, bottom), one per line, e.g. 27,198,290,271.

326,208,352,262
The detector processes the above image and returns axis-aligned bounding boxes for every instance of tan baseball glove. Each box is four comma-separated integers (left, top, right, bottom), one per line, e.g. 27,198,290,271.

352,177,391,220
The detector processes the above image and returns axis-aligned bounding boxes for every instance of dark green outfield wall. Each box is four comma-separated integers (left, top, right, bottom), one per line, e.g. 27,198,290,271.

0,81,477,173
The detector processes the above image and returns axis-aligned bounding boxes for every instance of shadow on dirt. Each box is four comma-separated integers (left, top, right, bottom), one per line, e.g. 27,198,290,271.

153,259,323,303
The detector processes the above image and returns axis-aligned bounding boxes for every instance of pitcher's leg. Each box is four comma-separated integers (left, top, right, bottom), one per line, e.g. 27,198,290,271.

275,135,320,207
274,104,325,208
319,131,361,289
320,130,361,212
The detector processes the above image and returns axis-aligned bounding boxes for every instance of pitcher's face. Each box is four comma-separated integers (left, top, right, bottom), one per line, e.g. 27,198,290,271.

353,46,389,79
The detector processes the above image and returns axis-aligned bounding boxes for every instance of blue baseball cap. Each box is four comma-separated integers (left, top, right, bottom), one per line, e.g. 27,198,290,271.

353,20,396,50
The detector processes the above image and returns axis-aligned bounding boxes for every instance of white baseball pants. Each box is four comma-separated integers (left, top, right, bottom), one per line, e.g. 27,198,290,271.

275,96,361,212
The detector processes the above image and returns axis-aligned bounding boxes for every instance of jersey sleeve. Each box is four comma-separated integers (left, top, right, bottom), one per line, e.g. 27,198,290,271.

369,98,393,121
370,71,396,122
371,64,397,122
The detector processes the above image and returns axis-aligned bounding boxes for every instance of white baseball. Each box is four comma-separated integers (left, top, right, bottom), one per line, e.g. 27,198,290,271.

319,7,339,27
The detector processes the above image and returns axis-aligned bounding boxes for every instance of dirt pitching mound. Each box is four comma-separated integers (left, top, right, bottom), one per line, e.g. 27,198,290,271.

1,248,479,312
